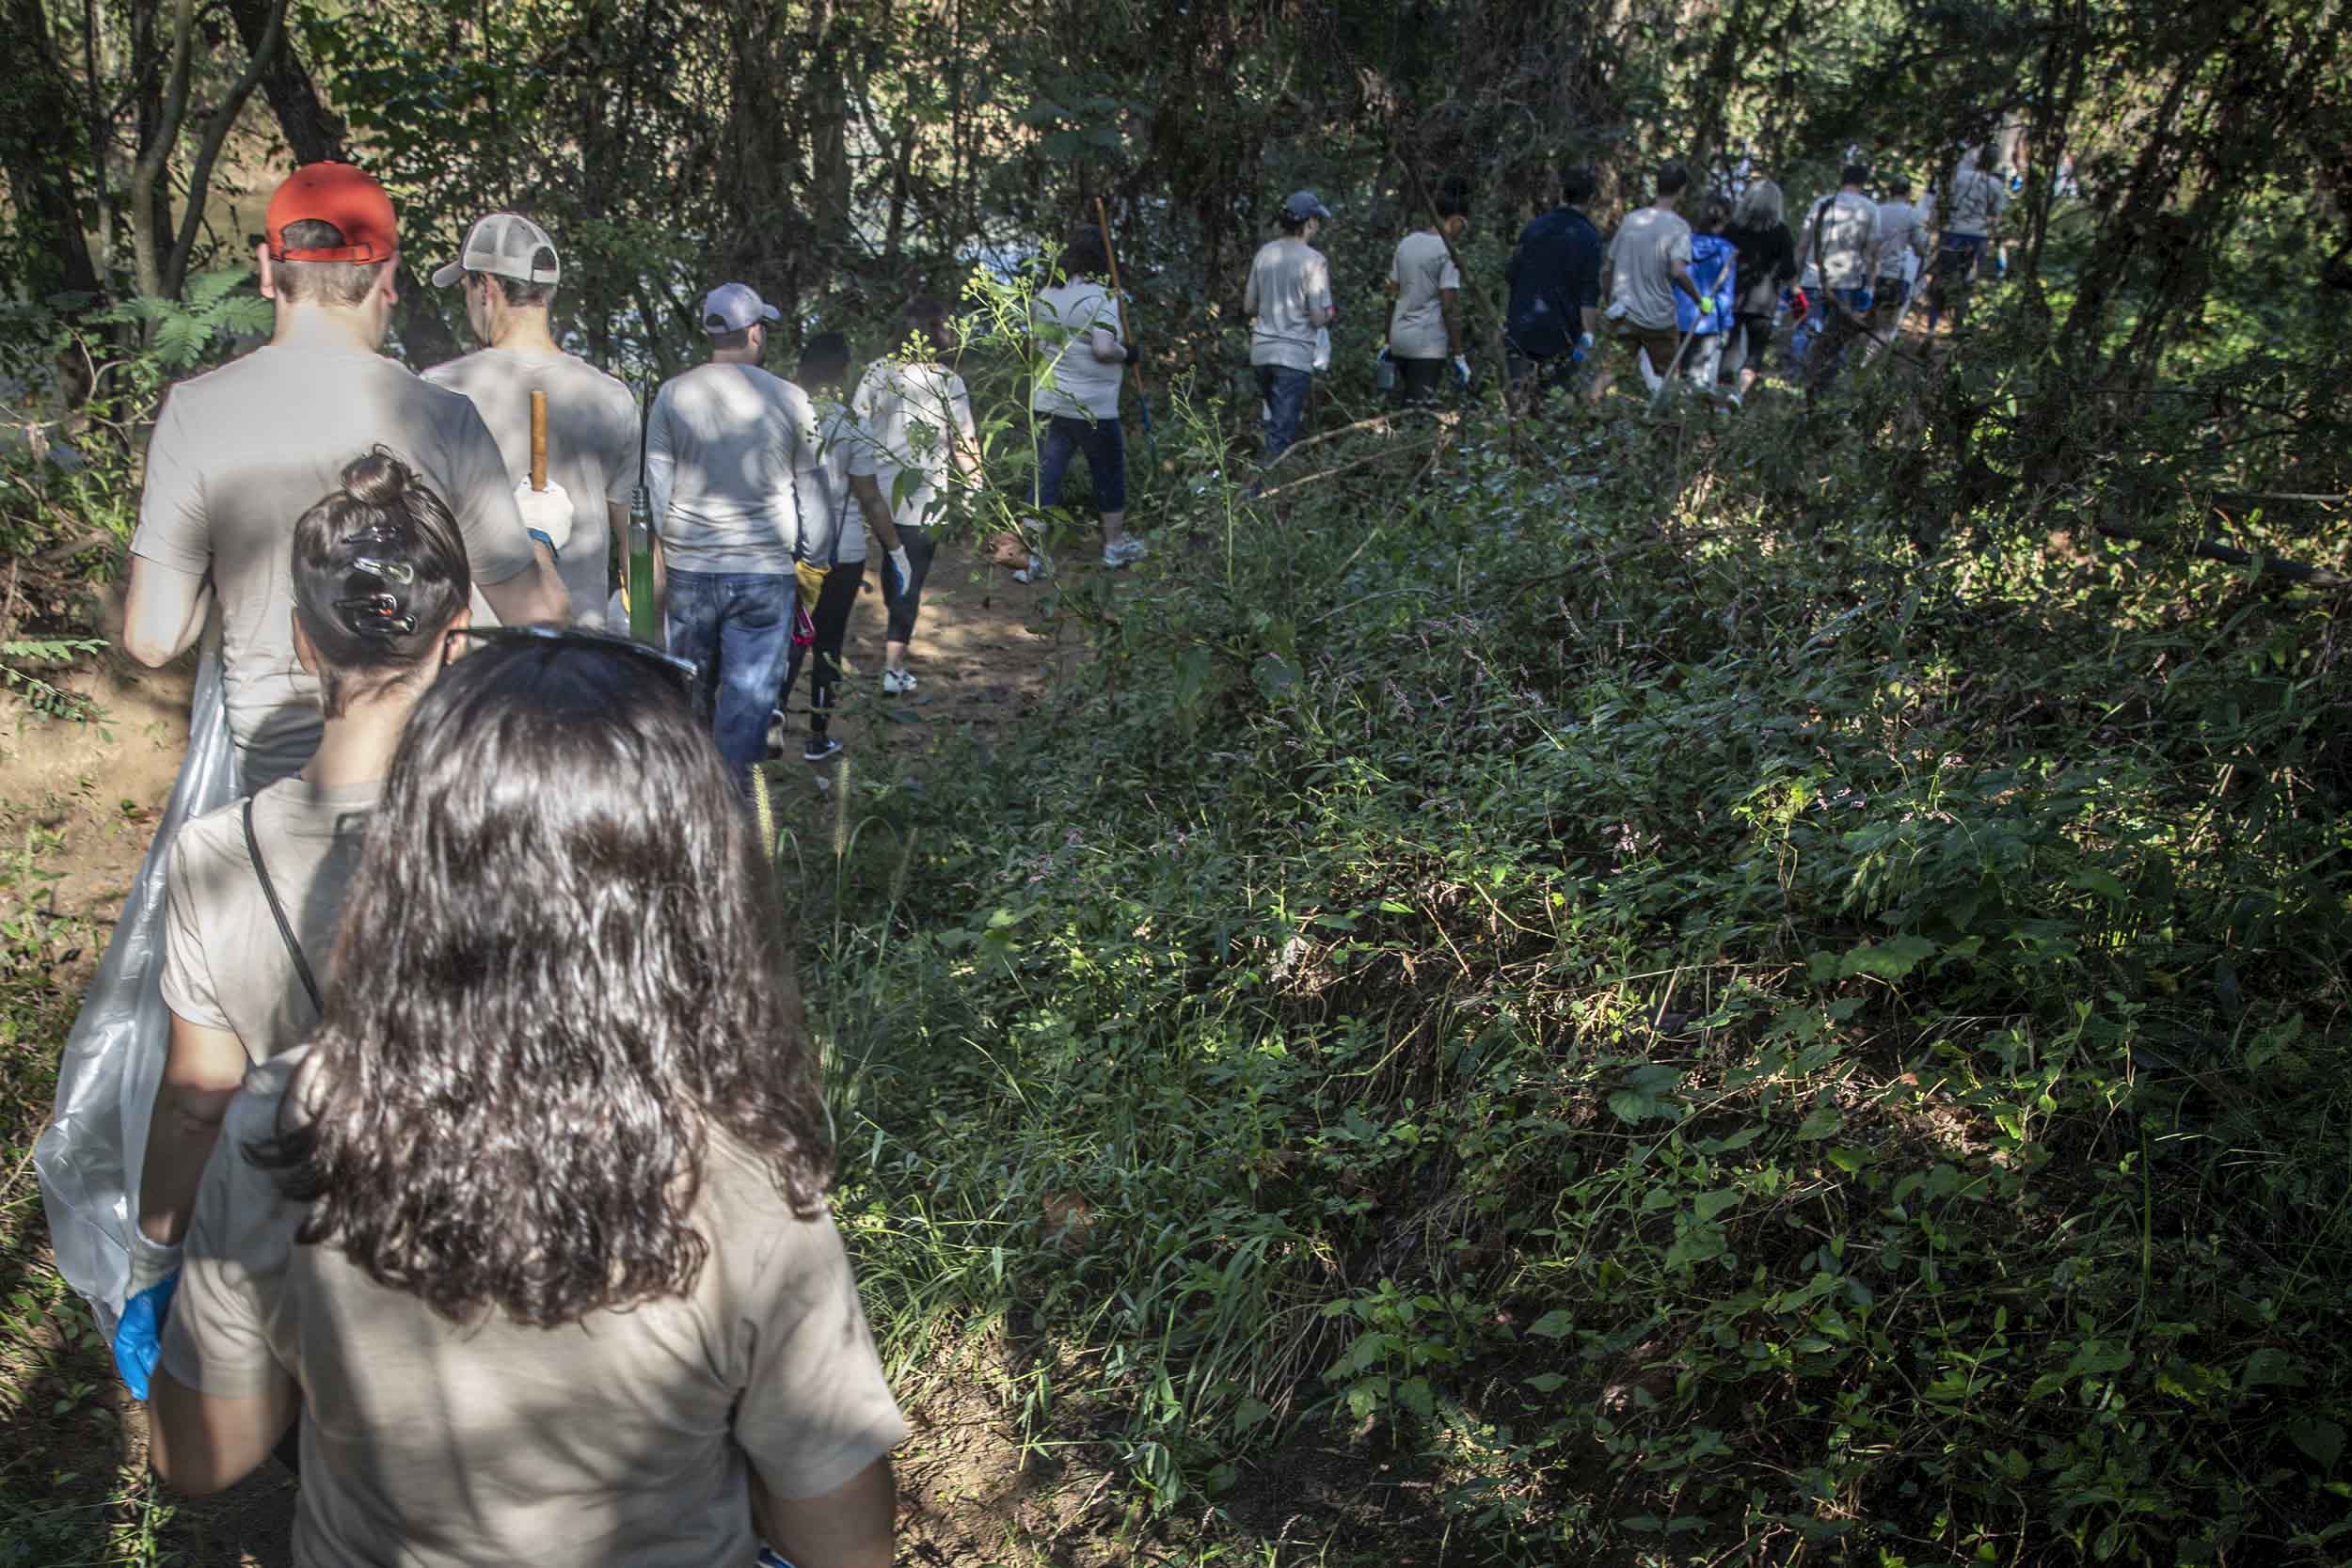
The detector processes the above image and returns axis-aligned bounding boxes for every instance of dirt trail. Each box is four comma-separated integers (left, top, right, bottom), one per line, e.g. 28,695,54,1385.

1,551,1085,1567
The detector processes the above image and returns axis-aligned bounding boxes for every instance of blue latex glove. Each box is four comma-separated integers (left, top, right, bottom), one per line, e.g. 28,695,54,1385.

1994,252,2009,278
1856,290,1874,312
112,1271,182,1400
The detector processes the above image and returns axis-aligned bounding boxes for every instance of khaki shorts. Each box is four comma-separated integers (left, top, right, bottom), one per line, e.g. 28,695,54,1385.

1612,318,1683,378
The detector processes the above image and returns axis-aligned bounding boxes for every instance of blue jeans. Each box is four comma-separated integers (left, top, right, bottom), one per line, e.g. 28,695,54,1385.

1255,365,1311,461
1033,415,1127,513
665,569,797,786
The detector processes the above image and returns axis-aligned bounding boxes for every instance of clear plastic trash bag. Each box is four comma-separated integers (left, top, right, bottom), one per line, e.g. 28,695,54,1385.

36,639,239,1338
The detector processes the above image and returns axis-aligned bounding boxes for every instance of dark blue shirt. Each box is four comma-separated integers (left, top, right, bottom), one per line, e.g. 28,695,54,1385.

1505,207,1605,358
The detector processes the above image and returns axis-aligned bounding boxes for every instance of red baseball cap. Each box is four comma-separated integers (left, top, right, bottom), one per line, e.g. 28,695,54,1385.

264,162,398,263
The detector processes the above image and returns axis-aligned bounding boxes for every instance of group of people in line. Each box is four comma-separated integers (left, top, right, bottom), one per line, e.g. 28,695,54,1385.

60,141,2020,1566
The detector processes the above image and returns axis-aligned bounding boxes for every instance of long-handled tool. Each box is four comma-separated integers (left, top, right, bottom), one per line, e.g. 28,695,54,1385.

529,388,548,492
1094,197,1157,456
626,380,660,643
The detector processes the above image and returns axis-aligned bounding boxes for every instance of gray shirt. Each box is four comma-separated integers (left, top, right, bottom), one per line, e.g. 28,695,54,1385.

1947,167,2010,236
1607,207,1695,331
644,362,823,575
1804,191,1883,290
131,346,540,789
1245,238,1334,372
1387,230,1461,359
422,348,642,626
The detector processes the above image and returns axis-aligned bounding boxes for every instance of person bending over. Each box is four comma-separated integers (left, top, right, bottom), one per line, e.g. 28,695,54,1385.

148,630,905,1568
853,297,980,691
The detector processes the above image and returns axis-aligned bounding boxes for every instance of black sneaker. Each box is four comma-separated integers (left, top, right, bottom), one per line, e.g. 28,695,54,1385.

803,735,844,763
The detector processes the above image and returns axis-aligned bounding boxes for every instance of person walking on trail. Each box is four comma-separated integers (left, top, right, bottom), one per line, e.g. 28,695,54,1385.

1503,164,1606,415
1793,164,1883,391
853,297,980,690
1027,234,1143,572
1592,161,1704,405
422,212,641,627
119,161,566,793
1720,179,1796,408
134,451,469,1353
1927,146,2010,334
147,633,905,1568
1385,182,1470,407
1245,190,1336,462
781,332,908,763
1678,197,1739,400
1871,178,1931,341
646,281,828,785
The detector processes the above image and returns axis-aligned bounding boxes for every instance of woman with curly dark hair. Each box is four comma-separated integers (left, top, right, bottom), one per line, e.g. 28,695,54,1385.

147,632,904,1568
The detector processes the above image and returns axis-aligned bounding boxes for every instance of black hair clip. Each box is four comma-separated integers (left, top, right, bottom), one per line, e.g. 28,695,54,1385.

336,591,419,639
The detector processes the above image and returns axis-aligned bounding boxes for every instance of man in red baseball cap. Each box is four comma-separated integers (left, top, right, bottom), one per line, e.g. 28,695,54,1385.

121,161,567,790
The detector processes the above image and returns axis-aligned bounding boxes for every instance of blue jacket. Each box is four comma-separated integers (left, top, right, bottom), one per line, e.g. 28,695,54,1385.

1504,207,1605,358
1677,233,1738,335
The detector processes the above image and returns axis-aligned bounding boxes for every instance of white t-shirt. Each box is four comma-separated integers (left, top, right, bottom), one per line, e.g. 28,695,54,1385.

808,401,879,566
1387,230,1461,359
1029,280,1125,420
1245,238,1334,372
1606,207,1694,331
850,360,976,532
422,348,640,626
644,362,823,575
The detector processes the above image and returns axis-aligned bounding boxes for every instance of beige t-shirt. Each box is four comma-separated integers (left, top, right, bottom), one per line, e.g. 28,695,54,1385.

808,401,880,566
422,348,642,626
160,1047,909,1568
1804,191,1883,290
644,362,824,575
1245,239,1334,372
131,347,541,790
1947,167,2010,235
1387,230,1461,359
850,360,975,532
159,778,378,1060
1875,199,1930,281
1029,279,1125,420
1606,207,1694,331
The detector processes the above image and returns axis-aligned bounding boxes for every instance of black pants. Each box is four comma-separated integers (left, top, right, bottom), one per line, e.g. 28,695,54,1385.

879,527,938,645
780,559,865,736
1391,356,1445,406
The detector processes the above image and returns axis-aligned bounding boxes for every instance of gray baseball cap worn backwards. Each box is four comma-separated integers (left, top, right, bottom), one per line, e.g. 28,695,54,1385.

701,282,781,334
432,213,561,289
1283,190,1332,222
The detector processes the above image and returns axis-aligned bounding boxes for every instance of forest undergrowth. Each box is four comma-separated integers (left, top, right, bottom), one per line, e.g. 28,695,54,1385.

804,375,2352,1565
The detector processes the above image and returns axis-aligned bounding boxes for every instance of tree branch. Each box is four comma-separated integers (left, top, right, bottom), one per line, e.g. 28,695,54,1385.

161,0,288,297
128,0,197,302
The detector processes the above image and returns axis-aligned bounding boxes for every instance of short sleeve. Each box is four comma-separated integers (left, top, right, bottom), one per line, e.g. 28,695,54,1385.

157,827,230,1033
158,1093,291,1398
948,375,977,443
1304,252,1333,312
1670,228,1693,267
130,390,212,575
1438,251,1462,292
439,397,538,588
841,414,879,480
1388,243,1404,288
731,1212,908,1499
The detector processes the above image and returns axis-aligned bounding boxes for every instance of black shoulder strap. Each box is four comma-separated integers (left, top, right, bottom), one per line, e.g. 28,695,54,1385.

242,796,324,1014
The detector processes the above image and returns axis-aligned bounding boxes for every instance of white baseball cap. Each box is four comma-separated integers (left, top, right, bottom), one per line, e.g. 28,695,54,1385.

701,282,781,335
431,213,561,289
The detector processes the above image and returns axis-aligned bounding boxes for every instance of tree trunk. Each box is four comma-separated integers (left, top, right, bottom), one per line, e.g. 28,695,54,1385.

0,0,103,303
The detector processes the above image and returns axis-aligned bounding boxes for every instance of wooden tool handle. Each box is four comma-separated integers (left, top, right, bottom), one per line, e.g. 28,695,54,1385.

1094,197,1144,392
529,388,548,491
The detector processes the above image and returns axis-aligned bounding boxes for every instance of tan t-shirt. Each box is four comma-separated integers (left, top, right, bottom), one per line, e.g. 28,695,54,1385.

422,348,642,626
159,778,378,1061
850,360,975,532
1804,191,1883,289
130,346,540,790
160,1047,909,1568
1387,230,1461,359
1245,238,1334,372
1606,207,1695,331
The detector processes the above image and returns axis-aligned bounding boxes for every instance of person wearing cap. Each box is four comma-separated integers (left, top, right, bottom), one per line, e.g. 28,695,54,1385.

1245,190,1336,462
129,450,473,1394
119,161,568,792
644,281,833,787
422,213,642,627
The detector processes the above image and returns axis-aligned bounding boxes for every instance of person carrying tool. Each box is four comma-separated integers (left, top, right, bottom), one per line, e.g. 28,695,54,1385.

1028,232,1143,570
1385,180,1470,407
119,160,567,792
1592,162,1704,406
423,213,642,626
1245,190,1336,461
645,281,826,785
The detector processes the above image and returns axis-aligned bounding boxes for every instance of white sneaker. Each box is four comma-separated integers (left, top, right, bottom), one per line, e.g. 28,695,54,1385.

882,667,917,694
1012,554,1052,585
1103,537,1150,568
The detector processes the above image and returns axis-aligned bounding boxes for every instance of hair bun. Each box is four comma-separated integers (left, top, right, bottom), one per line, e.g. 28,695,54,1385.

340,446,416,508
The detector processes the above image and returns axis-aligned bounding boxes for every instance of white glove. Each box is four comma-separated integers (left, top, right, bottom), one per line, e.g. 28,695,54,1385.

513,480,575,558
128,1227,183,1297
1451,354,1472,388
1311,327,1332,372
885,545,914,597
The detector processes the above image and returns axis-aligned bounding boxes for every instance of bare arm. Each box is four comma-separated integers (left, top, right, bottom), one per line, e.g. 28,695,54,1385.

150,1370,297,1496
849,473,902,553
478,545,568,626
1439,287,1463,356
121,555,211,667
137,1013,248,1246
753,1457,896,1568
1667,257,1703,307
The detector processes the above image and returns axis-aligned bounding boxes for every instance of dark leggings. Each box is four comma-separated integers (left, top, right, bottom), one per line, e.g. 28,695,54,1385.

779,558,865,736
880,527,938,645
